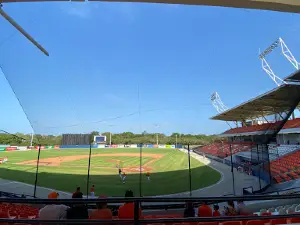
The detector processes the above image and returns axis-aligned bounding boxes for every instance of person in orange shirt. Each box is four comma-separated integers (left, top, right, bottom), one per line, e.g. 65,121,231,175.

146,172,150,181
118,190,141,219
89,195,112,222
198,201,212,217
90,185,95,197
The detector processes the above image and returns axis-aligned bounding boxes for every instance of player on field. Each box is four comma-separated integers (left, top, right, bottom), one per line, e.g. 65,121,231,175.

146,172,150,181
118,168,122,178
122,172,127,184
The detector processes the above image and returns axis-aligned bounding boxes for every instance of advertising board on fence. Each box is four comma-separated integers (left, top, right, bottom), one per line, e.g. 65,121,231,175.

117,144,125,148
130,144,137,148
17,146,28,151
158,144,166,148
98,144,106,148
6,146,17,151
0,147,6,151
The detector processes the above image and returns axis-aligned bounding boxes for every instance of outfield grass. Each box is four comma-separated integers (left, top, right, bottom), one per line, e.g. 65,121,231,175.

0,148,221,196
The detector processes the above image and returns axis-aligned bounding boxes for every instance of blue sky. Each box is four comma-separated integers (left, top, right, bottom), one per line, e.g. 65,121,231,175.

0,2,300,135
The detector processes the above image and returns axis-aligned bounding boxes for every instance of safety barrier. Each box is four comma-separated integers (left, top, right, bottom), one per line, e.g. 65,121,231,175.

1,194,300,224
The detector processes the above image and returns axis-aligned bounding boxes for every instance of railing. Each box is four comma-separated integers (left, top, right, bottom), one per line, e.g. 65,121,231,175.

1,194,300,225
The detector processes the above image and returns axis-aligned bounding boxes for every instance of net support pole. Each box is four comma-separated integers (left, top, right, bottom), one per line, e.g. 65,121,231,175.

188,144,192,197
33,145,41,198
86,141,92,199
139,144,142,197
229,143,236,196
256,144,262,190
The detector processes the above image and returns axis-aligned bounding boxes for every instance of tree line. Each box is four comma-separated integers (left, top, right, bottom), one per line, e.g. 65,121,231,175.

0,131,221,146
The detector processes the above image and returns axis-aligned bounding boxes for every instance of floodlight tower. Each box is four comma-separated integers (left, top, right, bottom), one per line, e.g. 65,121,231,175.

259,37,299,86
211,92,233,128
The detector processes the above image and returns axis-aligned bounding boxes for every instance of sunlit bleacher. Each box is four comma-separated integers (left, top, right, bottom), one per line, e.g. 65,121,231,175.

199,142,254,158
271,150,300,183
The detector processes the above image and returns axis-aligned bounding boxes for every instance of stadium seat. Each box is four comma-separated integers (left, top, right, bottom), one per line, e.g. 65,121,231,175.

289,217,300,223
270,218,287,225
222,221,243,225
246,220,266,225
198,222,218,225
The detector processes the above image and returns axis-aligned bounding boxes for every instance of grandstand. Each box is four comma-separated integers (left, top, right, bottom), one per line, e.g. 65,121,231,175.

196,80,300,189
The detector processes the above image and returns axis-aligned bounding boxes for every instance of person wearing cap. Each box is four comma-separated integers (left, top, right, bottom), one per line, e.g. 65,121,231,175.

118,190,141,219
89,195,112,221
39,192,69,221
72,187,83,198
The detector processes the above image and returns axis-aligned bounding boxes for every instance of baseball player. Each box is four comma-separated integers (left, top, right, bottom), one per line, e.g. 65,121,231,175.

122,172,127,184
146,172,150,181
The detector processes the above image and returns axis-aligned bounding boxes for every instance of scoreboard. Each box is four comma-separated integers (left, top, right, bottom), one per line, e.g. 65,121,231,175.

94,135,106,144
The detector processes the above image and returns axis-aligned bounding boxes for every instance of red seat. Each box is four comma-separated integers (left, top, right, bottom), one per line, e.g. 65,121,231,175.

246,220,266,225
270,218,287,225
289,217,300,223
223,221,243,225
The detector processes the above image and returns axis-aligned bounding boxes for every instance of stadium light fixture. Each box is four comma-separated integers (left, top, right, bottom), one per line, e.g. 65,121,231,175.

210,92,233,128
259,37,299,87
0,4,49,56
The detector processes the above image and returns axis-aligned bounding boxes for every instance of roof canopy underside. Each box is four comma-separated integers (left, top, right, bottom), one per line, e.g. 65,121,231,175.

2,0,300,13
284,70,300,82
211,84,300,122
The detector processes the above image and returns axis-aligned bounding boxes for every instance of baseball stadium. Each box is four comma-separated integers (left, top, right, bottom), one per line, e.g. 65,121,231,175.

1,1,300,225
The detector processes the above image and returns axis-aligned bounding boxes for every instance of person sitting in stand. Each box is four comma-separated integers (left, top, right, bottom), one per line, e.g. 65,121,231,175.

213,205,221,217
72,187,83,198
118,190,141,219
198,201,212,217
67,192,88,221
89,195,112,221
224,200,237,216
39,192,69,221
184,202,195,217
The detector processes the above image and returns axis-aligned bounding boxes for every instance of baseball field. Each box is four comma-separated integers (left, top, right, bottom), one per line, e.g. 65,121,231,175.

0,148,221,196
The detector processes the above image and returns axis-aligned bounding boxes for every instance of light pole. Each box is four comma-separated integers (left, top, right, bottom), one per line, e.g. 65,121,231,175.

153,124,160,146
175,134,178,148
107,124,115,146
30,133,34,147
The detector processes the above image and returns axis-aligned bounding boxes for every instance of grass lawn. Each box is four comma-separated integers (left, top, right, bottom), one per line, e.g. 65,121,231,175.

0,148,221,196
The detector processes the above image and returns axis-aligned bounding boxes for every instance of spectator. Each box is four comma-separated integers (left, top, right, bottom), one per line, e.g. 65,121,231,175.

184,202,195,218
224,200,237,216
90,195,112,221
198,201,212,217
213,205,221,217
39,192,69,221
118,190,141,219
90,185,95,197
237,200,247,215
72,187,83,198
67,192,88,220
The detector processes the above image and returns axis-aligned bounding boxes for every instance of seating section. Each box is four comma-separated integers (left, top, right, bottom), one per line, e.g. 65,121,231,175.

270,150,300,183
0,203,38,218
223,118,300,135
256,203,300,216
196,142,254,158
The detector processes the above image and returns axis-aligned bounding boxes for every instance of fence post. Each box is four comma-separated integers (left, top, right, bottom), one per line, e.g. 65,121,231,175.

229,143,236,196
134,199,140,225
188,144,192,197
33,144,41,198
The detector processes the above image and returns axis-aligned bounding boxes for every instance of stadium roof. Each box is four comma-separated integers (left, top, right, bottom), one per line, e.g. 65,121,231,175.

2,0,300,13
284,70,300,82
211,84,300,122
